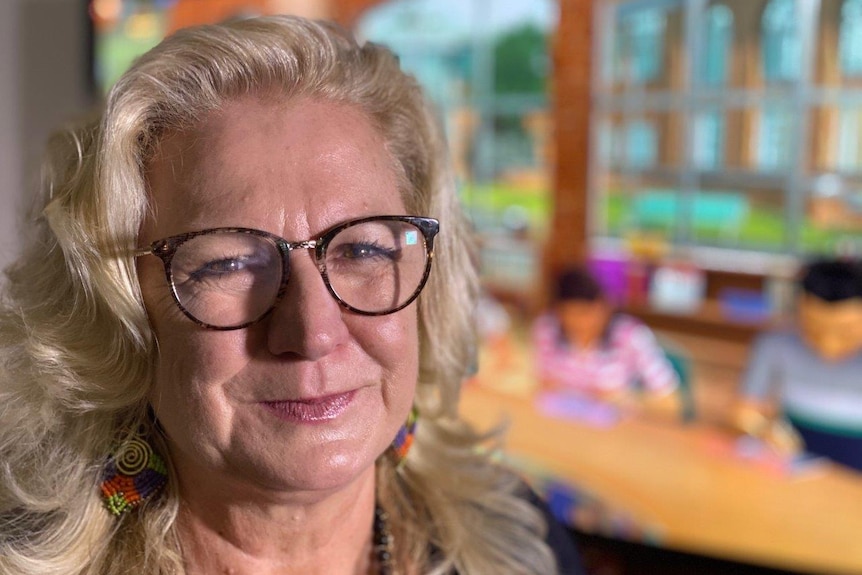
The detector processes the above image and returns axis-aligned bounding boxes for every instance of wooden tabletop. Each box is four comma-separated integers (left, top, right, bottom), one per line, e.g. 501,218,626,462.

459,384,862,575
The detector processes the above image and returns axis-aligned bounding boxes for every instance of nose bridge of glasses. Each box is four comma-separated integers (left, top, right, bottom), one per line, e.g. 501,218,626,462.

283,239,327,276
289,240,318,251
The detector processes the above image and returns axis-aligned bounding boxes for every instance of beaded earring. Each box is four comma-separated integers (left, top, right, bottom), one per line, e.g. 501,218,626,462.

100,436,168,516
389,406,418,467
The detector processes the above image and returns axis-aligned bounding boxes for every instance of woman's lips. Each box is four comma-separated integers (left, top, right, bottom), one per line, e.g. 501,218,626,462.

261,390,356,422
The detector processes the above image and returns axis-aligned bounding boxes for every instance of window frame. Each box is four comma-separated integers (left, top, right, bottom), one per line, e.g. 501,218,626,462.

589,0,862,272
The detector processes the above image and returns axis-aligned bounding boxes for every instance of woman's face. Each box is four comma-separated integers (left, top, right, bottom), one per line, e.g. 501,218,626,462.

138,97,419,497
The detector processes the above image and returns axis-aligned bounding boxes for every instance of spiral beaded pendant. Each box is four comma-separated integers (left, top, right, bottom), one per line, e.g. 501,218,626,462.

100,437,167,515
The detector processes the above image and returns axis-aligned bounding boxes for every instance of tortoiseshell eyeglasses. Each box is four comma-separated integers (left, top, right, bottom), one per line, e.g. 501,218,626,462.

136,215,439,330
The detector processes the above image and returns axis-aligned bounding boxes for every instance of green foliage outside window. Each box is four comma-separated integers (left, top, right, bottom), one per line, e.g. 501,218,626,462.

493,24,549,95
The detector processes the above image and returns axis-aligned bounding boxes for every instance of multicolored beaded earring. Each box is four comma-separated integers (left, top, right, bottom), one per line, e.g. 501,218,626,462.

100,436,168,516
389,406,418,468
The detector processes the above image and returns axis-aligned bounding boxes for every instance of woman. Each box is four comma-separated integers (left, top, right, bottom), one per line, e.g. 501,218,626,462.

0,15,581,575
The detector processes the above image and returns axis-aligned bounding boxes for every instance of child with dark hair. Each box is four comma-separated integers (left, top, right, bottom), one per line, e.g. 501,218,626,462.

801,259,862,302
732,258,862,470
532,266,680,412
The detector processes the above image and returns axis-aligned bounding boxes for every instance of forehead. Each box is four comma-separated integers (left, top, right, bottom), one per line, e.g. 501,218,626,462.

801,295,862,326
143,96,406,238
557,299,607,317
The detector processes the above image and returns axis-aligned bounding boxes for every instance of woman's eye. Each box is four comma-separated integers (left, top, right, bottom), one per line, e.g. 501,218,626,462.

338,242,397,260
188,257,250,281
208,259,243,272
189,258,245,280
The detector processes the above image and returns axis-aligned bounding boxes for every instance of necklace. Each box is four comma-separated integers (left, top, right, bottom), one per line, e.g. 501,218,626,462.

372,504,395,575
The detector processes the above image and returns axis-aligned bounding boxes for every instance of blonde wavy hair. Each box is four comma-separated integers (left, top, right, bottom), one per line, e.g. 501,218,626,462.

0,15,557,575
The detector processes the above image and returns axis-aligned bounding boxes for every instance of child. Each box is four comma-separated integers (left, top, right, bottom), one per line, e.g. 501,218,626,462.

532,266,680,413
732,259,862,470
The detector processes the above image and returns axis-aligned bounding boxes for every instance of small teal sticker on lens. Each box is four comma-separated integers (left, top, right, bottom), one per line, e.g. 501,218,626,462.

405,231,418,245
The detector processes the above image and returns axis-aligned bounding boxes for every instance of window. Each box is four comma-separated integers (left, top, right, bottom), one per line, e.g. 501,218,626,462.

757,1,799,173
702,4,732,86
358,0,557,294
626,120,658,168
761,0,801,83
835,0,862,173
840,0,862,77
591,0,862,264
756,106,794,171
615,7,666,85
837,107,862,171
693,111,724,170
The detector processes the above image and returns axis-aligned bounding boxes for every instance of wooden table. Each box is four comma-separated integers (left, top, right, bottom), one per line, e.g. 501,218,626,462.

459,384,862,575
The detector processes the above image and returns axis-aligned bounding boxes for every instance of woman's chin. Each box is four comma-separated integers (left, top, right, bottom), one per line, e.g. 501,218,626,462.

211,440,383,498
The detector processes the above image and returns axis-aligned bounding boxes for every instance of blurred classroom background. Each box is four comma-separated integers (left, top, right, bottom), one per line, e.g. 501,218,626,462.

3,1,862,574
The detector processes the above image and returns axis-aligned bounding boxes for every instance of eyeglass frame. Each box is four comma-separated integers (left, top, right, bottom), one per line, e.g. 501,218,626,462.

135,215,440,331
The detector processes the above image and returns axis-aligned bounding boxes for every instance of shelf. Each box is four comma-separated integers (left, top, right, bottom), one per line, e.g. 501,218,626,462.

622,299,786,344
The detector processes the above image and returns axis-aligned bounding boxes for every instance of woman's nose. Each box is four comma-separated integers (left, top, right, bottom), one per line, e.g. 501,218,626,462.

266,250,350,359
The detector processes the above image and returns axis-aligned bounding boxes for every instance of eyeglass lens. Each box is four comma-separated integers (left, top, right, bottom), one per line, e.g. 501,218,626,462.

168,219,430,328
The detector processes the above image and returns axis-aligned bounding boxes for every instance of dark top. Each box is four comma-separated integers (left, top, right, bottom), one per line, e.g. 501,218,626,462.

427,482,585,574
528,487,585,575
